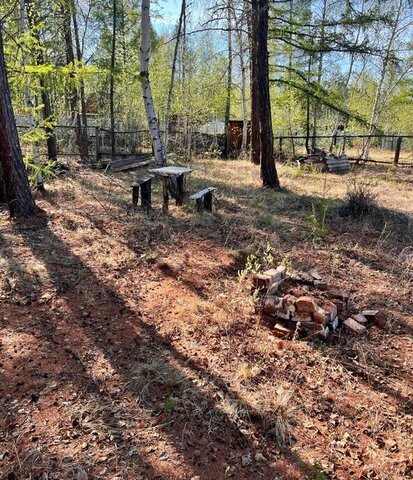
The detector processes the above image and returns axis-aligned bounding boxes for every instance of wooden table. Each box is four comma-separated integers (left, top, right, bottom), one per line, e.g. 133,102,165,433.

149,166,192,212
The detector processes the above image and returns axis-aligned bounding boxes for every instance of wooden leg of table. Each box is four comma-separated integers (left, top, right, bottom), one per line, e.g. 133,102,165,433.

196,198,204,213
204,191,213,212
132,185,140,207
141,179,152,213
176,174,184,206
162,177,169,213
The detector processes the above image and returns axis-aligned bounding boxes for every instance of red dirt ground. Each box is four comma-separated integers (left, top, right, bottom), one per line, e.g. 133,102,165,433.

1,159,412,480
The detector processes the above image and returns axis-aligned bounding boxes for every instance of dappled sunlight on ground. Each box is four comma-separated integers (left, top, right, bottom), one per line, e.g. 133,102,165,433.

0,157,412,479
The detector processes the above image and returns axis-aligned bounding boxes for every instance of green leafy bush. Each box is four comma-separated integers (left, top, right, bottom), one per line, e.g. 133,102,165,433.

307,199,330,244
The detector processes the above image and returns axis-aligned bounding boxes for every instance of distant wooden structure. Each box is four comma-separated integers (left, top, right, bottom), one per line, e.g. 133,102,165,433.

227,120,251,156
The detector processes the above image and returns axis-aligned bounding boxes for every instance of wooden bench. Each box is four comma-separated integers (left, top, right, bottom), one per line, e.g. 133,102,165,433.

190,187,216,213
131,175,154,212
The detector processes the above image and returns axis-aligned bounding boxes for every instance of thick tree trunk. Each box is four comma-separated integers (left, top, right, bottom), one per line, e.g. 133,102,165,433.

165,0,185,152
224,0,232,158
0,30,36,217
254,0,280,188
140,0,166,166
249,0,260,165
0,164,6,203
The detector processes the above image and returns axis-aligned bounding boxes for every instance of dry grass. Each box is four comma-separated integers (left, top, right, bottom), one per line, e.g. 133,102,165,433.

130,359,185,401
1,155,413,480
261,388,296,447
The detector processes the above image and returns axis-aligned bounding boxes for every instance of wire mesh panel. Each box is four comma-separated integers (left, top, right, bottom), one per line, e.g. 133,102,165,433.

16,124,154,160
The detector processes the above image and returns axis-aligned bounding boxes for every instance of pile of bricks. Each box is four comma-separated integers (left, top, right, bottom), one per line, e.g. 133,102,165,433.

252,266,382,339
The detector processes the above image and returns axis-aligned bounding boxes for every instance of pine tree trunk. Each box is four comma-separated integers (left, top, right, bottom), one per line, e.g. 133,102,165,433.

311,0,327,151
224,0,232,158
72,0,89,160
235,18,248,154
0,30,36,217
19,0,39,161
110,0,117,161
140,0,166,167
165,0,185,152
305,55,312,154
255,0,280,188
249,0,260,165
62,2,88,162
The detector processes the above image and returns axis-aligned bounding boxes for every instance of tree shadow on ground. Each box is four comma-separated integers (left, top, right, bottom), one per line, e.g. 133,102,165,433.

0,210,318,480
2,166,412,479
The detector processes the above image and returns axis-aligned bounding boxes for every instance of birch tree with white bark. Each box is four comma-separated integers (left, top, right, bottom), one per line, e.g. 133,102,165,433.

140,0,167,166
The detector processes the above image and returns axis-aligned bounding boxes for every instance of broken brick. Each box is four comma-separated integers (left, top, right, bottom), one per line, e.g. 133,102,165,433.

263,268,283,284
267,278,287,295
343,317,366,335
310,271,322,280
252,274,272,291
262,296,283,315
329,287,350,303
313,308,329,325
272,322,293,339
352,313,368,324
295,296,317,313
292,312,313,323
313,280,328,290
362,309,385,327
277,310,291,321
321,300,338,322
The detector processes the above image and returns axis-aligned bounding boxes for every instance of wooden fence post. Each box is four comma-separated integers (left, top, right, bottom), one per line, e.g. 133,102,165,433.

279,136,283,154
342,135,347,155
95,127,101,163
394,136,402,165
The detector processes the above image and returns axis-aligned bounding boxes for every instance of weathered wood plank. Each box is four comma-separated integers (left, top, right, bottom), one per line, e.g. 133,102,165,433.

190,187,216,200
111,155,153,172
149,166,192,177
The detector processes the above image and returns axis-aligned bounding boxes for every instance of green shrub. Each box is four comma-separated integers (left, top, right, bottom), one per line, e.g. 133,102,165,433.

307,199,330,244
